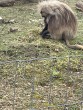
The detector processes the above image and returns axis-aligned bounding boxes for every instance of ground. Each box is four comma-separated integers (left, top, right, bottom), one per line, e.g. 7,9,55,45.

0,0,83,110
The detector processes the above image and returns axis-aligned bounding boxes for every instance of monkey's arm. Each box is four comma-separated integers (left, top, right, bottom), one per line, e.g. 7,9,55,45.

40,23,48,35
40,23,50,39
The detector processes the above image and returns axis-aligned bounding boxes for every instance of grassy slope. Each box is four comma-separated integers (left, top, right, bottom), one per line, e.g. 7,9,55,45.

0,0,83,110
0,1,83,60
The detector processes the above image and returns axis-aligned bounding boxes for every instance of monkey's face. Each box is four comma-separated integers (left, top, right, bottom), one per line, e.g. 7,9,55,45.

40,7,49,18
40,10,47,17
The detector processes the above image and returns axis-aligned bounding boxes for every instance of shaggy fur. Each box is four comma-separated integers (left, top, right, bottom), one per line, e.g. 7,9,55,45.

38,0,83,50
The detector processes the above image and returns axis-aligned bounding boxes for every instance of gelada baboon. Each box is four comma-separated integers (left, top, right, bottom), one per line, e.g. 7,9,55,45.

38,0,83,50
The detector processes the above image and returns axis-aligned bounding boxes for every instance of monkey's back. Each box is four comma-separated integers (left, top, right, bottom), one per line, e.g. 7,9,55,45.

48,2,77,40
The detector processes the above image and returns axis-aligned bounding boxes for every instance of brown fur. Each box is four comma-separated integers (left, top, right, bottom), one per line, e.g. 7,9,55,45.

38,0,83,50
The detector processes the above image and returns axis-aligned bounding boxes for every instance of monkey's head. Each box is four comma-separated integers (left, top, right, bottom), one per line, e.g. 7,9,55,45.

40,8,50,18
38,1,55,18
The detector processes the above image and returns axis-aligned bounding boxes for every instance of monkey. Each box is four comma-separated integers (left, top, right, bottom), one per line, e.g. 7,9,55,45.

38,0,83,50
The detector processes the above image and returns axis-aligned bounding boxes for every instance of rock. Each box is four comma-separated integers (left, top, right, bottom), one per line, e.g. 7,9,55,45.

0,0,15,7
8,19,15,23
0,17,4,24
76,1,83,12
4,19,15,24
28,0,39,3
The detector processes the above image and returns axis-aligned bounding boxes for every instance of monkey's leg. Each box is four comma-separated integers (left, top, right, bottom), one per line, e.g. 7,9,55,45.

40,24,48,35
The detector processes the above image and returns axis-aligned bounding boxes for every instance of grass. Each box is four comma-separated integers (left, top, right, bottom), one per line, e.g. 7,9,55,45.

0,0,83,110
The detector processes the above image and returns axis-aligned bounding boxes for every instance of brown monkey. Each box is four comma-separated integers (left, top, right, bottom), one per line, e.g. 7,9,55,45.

38,0,83,50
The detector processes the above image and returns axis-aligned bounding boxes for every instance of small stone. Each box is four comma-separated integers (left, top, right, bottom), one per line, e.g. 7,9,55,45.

9,27,18,33
8,19,15,23
0,17,4,24
55,49,59,52
0,0,15,7
4,19,16,24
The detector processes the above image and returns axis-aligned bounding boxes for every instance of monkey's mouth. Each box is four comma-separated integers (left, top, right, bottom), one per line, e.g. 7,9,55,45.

41,15,45,17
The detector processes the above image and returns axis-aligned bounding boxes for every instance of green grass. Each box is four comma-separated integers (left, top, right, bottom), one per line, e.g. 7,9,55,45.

0,0,83,110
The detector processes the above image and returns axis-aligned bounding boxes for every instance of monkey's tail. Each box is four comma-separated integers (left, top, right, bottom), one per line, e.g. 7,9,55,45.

65,39,83,50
